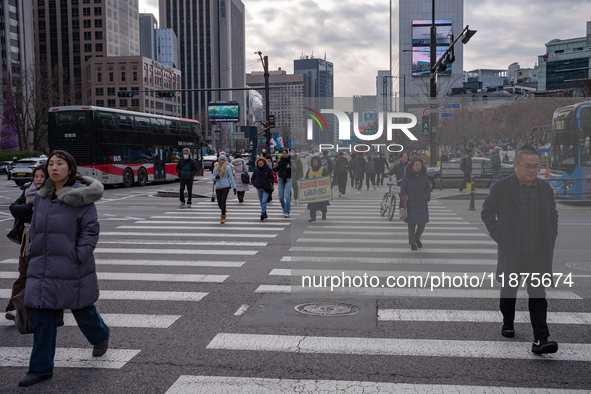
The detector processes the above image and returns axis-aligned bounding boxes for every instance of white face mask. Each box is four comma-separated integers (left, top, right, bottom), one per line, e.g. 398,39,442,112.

183,155,189,159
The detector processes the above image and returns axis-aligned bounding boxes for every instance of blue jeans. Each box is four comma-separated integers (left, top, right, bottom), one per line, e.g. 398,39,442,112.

278,178,292,214
492,167,501,180
257,189,269,213
28,306,110,376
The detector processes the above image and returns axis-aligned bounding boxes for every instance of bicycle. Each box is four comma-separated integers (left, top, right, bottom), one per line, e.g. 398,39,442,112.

380,177,399,221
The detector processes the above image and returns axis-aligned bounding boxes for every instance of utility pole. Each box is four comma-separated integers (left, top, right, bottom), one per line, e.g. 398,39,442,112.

257,52,272,153
429,0,437,167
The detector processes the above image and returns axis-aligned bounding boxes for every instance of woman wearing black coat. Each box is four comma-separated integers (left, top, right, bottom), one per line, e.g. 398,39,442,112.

5,166,46,321
251,157,275,221
400,156,430,251
352,153,366,190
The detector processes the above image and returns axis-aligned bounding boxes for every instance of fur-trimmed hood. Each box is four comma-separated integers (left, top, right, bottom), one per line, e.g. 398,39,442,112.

38,176,104,207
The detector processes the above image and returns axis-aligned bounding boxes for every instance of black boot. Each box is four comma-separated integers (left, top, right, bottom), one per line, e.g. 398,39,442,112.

19,374,53,387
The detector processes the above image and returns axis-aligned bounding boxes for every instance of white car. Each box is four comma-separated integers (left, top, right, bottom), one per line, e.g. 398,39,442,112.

10,157,47,186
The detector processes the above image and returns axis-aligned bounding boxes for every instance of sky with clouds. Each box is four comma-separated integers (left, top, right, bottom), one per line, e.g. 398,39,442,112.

139,0,591,97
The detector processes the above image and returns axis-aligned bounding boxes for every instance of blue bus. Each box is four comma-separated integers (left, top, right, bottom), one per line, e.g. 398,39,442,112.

549,101,591,200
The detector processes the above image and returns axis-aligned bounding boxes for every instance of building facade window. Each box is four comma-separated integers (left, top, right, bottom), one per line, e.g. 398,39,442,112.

95,31,102,40
133,71,137,81
94,7,101,15
131,98,139,107
83,7,91,15
109,72,113,82
84,31,91,40
121,72,125,81
119,99,127,107
96,99,104,106
95,43,103,52
107,87,115,95
94,19,102,28
84,43,92,52
83,20,91,28
96,88,104,95
97,72,102,82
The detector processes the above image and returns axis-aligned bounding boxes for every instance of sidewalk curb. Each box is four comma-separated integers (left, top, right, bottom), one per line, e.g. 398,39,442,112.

157,191,210,198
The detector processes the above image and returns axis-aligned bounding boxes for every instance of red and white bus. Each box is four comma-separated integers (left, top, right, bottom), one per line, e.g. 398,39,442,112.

48,106,203,187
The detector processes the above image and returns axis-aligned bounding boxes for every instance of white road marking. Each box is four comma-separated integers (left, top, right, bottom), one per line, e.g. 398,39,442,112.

98,240,267,247
253,285,582,299
94,259,244,268
0,313,181,328
300,225,478,230
100,232,278,238
206,333,591,361
164,375,591,394
94,248,259,256
378,309,591,325
0,347,140,368
116,226,285,231
281,256,497,265
303,230,488,237
0,289,207,301
289,246,496,254
234,305,250,316
296,238,496,245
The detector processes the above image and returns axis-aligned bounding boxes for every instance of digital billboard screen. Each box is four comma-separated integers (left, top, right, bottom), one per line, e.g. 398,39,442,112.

208,101,240,122
412,20,452,77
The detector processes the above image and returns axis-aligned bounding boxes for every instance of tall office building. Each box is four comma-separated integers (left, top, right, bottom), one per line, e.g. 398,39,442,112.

0,0,35,129
390,0,463,107
35,0,140,105
156,27,179,68
159,0,246,141
246,67,313,138
139,13,158,60
294,54,334,144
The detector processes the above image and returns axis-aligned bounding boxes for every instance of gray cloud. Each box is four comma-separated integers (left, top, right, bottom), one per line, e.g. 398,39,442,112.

138,0,591,97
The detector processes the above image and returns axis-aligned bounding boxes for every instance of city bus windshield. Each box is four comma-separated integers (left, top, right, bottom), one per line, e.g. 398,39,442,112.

550,131,576,174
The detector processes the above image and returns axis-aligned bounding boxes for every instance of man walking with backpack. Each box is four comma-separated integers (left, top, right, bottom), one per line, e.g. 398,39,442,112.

459,148,473,192
176,148,198,208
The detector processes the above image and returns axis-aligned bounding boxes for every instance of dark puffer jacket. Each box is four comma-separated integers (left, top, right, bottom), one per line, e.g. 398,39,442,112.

400,162,430,225
25,176,103,310
273,155,292,181
352,156,366,180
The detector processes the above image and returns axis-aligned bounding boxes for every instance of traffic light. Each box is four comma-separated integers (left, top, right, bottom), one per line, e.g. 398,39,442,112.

422,116,430,137
117,91,133,98
268,114,275,128
158,91,175,98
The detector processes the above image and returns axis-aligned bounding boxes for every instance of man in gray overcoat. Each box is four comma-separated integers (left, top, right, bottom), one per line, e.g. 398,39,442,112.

481,145,559,354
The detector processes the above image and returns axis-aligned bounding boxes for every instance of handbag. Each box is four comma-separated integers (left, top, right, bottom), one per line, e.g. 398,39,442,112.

272,171,278,184
211,183,216,202
399,195,408,220
241,172,250,184
11,289,64,334
7,219,24,244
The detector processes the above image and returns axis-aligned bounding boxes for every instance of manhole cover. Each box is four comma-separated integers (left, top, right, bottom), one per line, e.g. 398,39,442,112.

566,261,591,272
294,302,360,317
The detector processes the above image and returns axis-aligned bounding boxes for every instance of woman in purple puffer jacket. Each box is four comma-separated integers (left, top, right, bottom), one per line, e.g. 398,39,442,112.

18,150,109,387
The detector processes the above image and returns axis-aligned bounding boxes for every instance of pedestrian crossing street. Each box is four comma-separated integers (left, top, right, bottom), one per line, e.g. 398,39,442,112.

0,198,303,372
1,197,590,392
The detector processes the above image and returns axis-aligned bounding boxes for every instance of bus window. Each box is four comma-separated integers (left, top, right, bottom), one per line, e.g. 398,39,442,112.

167,120,180,134
116,114,135,131
151,118,166,133
178,122,191,135
97,111,116,130
582,135,591,166
191,123,202,137
134,116,151,132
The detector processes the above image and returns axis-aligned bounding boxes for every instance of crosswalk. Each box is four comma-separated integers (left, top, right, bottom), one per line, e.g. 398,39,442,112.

1,195,589,392
0,198,303,373
192,198,591,393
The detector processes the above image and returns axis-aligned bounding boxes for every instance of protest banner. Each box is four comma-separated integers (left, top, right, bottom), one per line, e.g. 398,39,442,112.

297,176,333,204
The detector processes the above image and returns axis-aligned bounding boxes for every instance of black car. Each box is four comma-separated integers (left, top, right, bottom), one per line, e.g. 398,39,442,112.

426,157,514,190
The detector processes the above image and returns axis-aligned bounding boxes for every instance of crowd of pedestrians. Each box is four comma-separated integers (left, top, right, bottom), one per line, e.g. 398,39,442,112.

2,145,560,387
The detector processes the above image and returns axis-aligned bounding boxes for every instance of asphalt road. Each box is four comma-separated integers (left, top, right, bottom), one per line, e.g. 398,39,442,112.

0,175,590,393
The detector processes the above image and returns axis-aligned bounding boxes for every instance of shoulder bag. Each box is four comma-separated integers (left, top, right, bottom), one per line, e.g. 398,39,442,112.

7,218,24,244
399,195,408,220
241,172,250,184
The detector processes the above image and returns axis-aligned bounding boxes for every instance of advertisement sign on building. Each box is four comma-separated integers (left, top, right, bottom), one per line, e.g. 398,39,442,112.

412,20,452,77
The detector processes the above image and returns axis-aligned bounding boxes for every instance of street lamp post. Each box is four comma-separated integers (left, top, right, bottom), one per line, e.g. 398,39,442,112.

256,51,272,153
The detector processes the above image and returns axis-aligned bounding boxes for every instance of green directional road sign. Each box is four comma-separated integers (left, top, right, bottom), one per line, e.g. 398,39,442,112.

257,138,267,144
364,129,378,135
